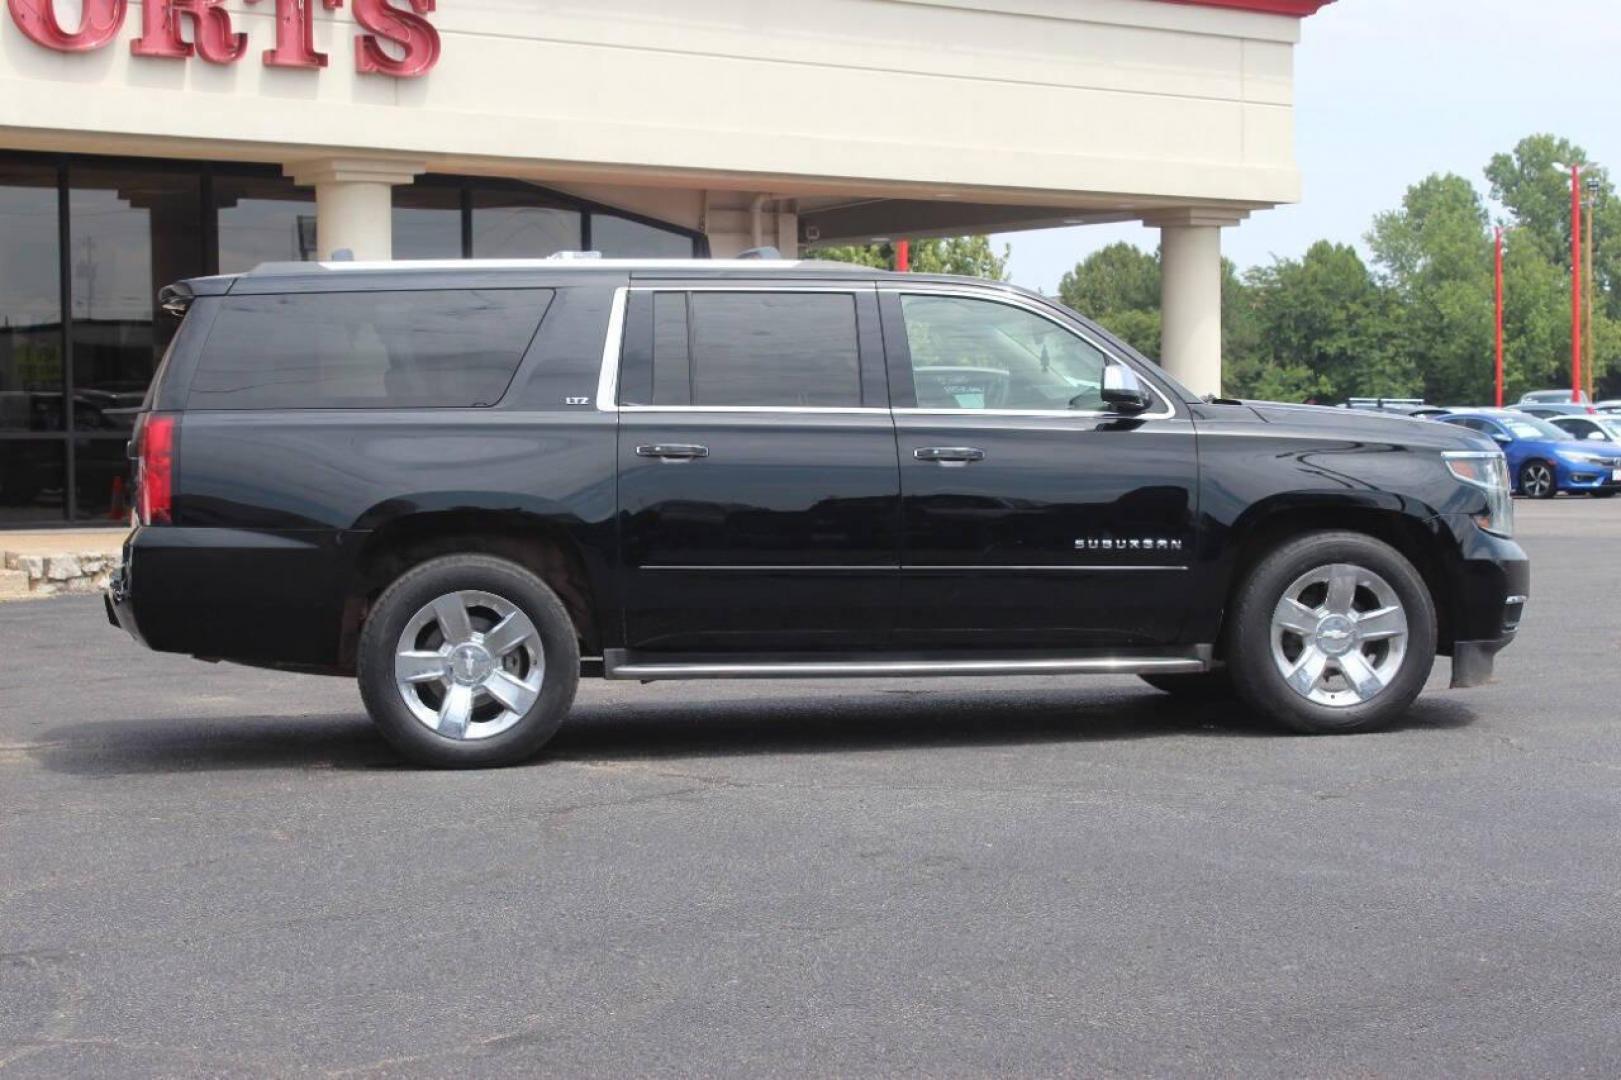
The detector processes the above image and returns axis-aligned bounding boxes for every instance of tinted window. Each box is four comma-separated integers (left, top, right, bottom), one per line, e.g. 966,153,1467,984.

688,293,861,407
189,290,549,409
900,294,1108,412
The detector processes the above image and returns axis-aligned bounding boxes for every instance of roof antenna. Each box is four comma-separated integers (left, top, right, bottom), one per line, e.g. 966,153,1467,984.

329,248,355,262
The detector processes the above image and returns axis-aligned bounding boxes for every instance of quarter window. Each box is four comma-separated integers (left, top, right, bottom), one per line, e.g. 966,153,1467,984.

189,290,549,409
899,294,1109,412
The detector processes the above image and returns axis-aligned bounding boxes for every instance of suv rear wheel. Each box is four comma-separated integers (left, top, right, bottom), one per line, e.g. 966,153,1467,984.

358,555,579,767
1226,532,1436,735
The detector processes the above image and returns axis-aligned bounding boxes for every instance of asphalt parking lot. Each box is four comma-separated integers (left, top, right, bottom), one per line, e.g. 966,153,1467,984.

3,500,1619,1078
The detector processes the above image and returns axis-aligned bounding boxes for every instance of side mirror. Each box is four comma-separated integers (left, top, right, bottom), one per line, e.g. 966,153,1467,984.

1101,364,1151,414
1492,432,1512,445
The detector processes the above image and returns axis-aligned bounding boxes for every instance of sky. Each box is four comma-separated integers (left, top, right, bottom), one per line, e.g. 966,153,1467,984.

995,0,1621,294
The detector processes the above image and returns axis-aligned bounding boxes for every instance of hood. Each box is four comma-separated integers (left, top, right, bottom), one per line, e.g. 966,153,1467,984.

1238,401,1490,452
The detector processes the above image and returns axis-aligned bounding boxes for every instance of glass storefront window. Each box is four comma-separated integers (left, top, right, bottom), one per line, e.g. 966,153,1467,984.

472,187,582,258
216,173,317,274
1,154,702,524
594,213,696,258
73,438,134,521
0,440,67,525
394,183,464,259
69,165,204,435
0,163,64,434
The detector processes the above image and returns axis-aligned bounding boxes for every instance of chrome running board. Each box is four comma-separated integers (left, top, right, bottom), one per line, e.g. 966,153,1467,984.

603,648,1212,682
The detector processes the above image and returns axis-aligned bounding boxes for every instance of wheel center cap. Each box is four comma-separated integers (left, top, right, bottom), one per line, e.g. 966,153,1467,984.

447,643,494,685
1314,614,1357,656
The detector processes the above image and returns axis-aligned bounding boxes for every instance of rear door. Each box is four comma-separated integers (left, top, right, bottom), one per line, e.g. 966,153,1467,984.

881,286,1199,650
613,284,900,653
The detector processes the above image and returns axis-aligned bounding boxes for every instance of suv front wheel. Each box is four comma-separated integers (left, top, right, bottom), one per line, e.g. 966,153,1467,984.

1226,532,1437,735
358,555,580,767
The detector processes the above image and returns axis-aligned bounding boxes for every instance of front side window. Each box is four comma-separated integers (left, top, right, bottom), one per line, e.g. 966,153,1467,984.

188,289,549,409
685,292,862,408
899,294,1109,412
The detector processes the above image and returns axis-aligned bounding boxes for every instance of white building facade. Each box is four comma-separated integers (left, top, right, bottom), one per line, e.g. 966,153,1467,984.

0,0,1331,524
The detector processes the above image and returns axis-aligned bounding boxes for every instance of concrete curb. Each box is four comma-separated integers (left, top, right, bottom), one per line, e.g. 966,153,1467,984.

1,531,128,602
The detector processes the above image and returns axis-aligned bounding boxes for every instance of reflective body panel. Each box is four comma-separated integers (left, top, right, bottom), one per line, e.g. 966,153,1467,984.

107,261,1528,678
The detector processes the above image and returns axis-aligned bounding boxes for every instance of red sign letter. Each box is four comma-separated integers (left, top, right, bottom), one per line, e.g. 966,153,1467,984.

353,0,437,78
257,0,343,69
7,0,125,52
131,0,246,63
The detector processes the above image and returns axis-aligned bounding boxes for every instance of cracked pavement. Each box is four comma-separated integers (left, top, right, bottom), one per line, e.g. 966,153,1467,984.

1,499,1618,1077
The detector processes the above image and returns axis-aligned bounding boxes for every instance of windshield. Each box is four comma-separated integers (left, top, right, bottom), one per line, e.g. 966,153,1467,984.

1504,416,1569,440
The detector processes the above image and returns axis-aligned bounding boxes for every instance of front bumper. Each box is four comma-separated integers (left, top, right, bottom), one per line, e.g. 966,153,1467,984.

1556,459,1621,492
1433,516,1529,688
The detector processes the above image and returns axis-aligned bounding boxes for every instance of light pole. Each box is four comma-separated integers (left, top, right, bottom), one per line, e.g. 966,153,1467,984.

1586,176,1599,403
1495,225,1512,408
1553,162,1595,403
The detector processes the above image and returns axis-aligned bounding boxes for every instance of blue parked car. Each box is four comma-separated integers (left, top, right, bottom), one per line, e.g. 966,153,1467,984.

1436,410,1621,499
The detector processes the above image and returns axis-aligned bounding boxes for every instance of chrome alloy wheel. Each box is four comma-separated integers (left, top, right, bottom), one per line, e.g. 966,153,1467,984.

1521,462,1555,498
393,590,545,740
1269,563,1409,708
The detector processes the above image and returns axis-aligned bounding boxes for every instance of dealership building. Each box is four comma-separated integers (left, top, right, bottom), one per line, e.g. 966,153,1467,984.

1,0,1330,526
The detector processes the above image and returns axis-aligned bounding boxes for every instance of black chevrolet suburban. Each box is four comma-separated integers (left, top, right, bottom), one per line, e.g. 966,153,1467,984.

107,258,1529,767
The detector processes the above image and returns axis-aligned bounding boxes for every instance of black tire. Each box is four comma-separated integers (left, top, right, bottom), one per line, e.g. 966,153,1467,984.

1140,670,1235,699
1226,531,1437,735
358,554,579,768
1519,459,1557,499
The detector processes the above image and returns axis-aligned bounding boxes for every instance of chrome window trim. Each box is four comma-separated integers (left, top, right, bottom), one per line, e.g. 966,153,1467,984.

595,286,629,413
881,285,1180,421
893,408,1193,423
620,406,890,416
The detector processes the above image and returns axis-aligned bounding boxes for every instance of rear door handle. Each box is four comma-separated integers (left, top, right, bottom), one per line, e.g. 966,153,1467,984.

636,443,709,460
913,446,986,464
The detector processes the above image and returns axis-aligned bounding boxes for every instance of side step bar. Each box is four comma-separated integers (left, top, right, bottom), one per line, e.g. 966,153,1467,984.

603,648,1213,682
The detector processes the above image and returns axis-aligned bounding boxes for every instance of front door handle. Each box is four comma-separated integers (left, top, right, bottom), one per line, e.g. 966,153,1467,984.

914,446,986,464
636,443,709,460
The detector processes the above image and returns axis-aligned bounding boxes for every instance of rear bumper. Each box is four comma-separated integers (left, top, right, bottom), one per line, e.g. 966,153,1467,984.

105,525,354,667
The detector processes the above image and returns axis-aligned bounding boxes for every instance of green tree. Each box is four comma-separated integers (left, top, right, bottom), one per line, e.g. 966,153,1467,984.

1367,173,1495,403
1486,133,1620,396
1227,241,1410,403
812,236,1010,280
1055,242,1161,356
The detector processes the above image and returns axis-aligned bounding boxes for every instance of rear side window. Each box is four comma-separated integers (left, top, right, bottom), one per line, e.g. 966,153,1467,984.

187,290,550,409
687,293,862,408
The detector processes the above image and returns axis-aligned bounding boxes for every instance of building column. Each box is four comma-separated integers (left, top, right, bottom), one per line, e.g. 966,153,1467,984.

1144,209,1248,398
285,158,426,261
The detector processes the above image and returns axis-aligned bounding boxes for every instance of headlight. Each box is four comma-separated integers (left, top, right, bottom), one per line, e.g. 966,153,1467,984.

1558,448,1605,464
1444,451,1514,538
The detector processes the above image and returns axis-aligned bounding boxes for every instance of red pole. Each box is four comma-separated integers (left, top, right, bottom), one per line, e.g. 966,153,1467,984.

1495,226,1505,409
895,239,910,273
1571,165,1583,403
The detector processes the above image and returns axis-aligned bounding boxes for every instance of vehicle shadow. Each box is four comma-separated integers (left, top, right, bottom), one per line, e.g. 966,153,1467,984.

29,686,1480,777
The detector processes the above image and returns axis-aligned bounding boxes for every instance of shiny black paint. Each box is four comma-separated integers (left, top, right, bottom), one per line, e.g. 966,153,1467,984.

111,263,1528,675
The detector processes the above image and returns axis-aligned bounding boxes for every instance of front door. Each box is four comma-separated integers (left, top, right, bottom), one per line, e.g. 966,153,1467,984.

880,288,1199,650
615,285,900,653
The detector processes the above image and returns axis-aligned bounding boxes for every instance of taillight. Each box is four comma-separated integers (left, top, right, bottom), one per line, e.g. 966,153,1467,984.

135,412,177,526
